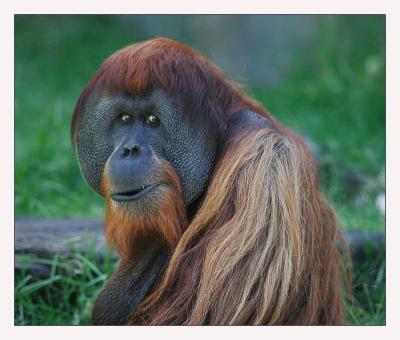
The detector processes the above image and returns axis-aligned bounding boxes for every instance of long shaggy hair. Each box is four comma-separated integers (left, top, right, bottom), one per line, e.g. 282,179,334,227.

72,38,349,325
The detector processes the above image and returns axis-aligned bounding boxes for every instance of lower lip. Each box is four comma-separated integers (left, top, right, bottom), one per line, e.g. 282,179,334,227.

111,184,157,202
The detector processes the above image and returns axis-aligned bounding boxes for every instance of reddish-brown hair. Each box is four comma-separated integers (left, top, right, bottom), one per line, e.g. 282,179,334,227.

72,37,349,325
101,156,186,263
71,38,291,143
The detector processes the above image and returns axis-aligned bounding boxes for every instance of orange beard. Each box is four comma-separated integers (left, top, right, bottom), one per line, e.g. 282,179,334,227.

101,158,187,262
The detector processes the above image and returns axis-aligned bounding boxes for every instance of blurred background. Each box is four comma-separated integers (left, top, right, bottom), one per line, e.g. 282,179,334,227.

15,15,385,325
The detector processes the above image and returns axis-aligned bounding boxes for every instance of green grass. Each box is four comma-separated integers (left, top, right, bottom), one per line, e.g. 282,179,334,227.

15,15,385,325
15,248,385,325
15,15,134,218
15,249,117,325
345,248,386,325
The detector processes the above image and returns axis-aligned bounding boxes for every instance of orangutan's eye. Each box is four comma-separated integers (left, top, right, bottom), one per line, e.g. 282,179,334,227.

120,113,132,123
144,114,160,127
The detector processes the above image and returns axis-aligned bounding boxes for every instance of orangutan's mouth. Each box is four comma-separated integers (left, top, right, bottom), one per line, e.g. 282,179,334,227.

111,184,157,202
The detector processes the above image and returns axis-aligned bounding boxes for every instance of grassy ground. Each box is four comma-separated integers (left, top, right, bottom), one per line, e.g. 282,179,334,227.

15,15,385,325
15,245,385,325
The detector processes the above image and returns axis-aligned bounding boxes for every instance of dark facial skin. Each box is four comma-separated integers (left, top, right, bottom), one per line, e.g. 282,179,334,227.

74,87,218,207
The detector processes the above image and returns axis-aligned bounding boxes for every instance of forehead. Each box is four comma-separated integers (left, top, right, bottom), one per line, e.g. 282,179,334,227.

82,85,208,133
86,86,175,111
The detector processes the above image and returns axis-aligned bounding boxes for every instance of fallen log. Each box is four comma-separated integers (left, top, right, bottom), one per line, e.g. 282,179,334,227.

15,218,385,277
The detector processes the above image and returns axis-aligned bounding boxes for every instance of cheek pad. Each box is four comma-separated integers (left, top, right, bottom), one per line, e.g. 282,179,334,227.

75,96,116,195
159,105,217,204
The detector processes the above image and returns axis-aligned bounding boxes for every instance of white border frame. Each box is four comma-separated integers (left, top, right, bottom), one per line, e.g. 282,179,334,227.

2,1,399,339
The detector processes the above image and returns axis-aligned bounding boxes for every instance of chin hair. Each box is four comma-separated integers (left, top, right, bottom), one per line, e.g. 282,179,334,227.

101,158,187,262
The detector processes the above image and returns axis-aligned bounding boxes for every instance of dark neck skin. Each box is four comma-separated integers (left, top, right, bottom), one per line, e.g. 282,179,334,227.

91,242,168,325
91,110,272,325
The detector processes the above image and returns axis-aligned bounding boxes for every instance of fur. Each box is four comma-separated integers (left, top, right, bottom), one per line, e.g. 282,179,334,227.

131,128,347,325
72,37,349,325
101,156,186,263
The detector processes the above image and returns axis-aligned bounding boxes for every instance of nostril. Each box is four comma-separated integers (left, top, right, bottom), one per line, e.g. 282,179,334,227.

132,144,140,154
122,147,130,157
122,144,141,157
